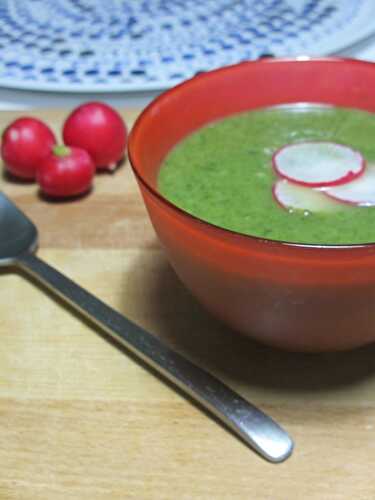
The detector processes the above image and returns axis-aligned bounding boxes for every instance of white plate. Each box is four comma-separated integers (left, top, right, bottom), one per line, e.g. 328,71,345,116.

0,0,374,93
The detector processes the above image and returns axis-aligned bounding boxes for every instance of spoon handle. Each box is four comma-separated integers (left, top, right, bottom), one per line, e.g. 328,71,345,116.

17,251,293,463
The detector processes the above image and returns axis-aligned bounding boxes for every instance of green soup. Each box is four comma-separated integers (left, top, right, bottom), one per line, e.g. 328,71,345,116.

158,104,375,245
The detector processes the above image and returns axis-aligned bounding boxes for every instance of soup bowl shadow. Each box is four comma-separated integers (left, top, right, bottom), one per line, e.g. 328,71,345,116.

122,253,375,396
128,57,375,352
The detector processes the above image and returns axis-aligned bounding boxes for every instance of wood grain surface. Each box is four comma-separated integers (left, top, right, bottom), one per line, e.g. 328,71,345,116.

1,109,375,500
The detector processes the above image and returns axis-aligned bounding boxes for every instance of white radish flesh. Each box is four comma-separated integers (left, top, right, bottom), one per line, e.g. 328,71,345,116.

273,142,365,187
322,164,375,206
273,179,342,213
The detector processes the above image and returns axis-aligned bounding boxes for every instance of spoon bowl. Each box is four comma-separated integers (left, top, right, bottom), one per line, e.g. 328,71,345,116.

0,193,38,266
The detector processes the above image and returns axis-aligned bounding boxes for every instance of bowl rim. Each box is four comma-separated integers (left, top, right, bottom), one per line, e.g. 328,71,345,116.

128,56,375,251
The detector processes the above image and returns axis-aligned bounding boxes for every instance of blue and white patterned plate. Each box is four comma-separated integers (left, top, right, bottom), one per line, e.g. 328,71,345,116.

0,0,374,92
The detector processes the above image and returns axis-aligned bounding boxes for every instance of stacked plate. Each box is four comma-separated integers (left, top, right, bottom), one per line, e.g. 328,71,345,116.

0,0,374,92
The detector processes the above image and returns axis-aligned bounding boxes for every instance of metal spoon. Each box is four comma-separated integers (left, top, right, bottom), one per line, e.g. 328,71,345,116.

0,192,293,463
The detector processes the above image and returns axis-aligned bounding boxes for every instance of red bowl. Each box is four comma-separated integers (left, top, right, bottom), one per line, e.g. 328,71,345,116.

128,57,375,352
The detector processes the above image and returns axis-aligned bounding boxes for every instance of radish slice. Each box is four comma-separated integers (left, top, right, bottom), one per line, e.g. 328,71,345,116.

322,164,375,206
273,179,341,213
273,142,365,187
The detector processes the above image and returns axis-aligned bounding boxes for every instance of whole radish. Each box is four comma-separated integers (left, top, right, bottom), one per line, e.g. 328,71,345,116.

62,102,127,171
1,117,56,179
37,145,95,198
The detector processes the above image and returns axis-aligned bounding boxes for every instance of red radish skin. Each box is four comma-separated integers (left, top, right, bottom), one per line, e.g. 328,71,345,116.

1,117,56,180
272,141,365,188
37,145,95,198
62,102,127,170
322,164,375,207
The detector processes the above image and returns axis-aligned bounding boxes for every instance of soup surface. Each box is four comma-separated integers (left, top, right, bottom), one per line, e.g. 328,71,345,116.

158,104,375,245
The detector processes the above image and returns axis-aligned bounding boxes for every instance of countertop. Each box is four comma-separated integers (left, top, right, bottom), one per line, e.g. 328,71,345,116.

1,109,375,499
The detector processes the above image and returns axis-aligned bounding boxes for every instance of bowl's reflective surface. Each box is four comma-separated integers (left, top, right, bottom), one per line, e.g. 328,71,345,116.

128,58,375,351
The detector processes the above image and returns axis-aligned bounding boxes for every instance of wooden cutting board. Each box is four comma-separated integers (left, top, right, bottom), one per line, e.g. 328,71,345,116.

1,109,375,500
